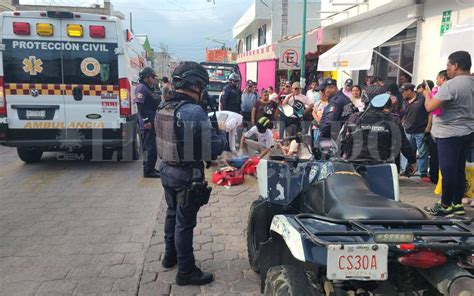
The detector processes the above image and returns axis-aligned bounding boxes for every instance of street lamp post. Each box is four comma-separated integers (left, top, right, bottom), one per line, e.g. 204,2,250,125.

300,0,307,89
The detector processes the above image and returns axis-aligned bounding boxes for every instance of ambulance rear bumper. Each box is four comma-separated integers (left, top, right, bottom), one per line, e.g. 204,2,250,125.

0,125,135,150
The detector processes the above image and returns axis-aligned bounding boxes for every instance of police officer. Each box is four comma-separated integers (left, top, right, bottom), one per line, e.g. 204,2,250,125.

134,67,160,178
220,73,242,113
155,61,228,286
340,93,417,173
318,78,357,139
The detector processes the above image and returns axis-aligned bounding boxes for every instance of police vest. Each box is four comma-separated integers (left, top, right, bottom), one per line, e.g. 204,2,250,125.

155,100,192,163
344,111,394,162
224,86,241,113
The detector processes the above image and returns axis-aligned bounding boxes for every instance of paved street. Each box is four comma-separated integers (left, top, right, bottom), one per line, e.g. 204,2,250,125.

0,146,163,296
0,145,472,295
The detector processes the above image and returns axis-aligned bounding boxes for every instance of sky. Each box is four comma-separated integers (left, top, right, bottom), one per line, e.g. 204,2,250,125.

20,0,255,61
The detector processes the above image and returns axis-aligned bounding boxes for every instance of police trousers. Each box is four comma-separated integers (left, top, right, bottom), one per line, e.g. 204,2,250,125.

159,162,204,273
142,128,157,173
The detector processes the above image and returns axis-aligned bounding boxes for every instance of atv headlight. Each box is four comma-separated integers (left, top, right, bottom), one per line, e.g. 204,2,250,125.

374,233,414,243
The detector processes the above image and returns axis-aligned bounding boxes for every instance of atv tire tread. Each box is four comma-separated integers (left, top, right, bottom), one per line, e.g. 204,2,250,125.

264,265,321,296
247,198,266,273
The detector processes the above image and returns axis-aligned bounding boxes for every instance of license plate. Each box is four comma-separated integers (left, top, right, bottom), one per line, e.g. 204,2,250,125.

26,110,46,119
327,244,388,280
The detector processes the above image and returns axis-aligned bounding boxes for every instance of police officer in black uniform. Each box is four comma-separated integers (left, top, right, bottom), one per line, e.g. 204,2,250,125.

318,78,357,140
155,61,228,286
134,67,160,178
340,93,417,173
220,73,242,113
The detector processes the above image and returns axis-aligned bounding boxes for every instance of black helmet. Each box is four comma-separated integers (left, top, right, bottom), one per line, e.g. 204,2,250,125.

256,117,271,133
139,67,156,80
228,73,240,82
172,61,209,91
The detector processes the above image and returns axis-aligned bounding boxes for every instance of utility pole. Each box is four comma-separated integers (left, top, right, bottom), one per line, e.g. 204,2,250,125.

300,0,307,88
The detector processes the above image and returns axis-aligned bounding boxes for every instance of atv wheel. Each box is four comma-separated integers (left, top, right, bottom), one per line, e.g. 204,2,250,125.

264,265,321,296
247,198,269,273
17,147,43,163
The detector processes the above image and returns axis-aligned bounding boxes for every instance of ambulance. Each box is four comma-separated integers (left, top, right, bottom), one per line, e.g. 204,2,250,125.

0,11,146,162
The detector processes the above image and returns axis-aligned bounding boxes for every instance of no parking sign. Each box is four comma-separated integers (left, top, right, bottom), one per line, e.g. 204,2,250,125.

279,47,301,70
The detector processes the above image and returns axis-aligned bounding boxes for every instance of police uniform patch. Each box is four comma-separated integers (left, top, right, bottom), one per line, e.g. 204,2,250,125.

80,57,101,77
328,106,336,113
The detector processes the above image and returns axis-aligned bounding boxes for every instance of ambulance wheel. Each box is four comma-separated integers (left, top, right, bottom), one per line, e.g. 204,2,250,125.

17,147,43,163
264,265,321,296
121,124,141,161
131,125,142,161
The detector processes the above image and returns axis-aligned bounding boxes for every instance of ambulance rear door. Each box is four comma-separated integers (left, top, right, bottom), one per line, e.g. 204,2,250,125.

1,13,66,143
60,17,120,143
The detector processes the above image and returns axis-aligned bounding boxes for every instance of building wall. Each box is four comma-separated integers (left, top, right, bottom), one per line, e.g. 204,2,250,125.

153,52,173,79
238,0,321,53
244,20,272,52
11,0,124,18
286,1,320,36
0,0,14,11
415,0,474,83
205,48,237,63
257,60,277,90
321,0,414,29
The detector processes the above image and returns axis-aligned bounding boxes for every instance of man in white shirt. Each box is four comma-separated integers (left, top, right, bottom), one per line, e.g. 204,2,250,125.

306,80,320,105
240,117,274,159
210,110,243,154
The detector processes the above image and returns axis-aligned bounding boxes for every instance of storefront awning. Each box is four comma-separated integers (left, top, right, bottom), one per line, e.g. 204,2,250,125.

317,17,416,71
441,17,474,59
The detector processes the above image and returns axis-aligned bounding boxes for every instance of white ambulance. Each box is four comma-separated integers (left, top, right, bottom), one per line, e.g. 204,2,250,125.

0,10,145,162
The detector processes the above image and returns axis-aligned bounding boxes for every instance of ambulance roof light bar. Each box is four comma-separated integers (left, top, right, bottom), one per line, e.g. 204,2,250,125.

47,11,74,19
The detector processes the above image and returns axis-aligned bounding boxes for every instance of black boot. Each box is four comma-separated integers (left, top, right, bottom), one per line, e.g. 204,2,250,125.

176,267,214,286
161,254,177,268
143,170,160,178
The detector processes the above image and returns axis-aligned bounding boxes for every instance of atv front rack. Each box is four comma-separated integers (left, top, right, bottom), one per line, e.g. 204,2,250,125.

294,213,474,250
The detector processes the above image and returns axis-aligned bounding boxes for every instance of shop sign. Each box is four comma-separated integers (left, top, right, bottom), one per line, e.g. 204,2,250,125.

279,47,301,70
440,10,451,36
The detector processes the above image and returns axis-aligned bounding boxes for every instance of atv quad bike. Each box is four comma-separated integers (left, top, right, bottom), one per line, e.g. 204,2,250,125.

247,152,474,296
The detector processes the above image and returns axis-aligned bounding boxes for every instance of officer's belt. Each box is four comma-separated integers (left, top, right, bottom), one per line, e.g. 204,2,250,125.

165,161,203,168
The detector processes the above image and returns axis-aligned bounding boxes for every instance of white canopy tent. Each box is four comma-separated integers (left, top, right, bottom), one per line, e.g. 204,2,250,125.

440,17,474,59
318,11,416,73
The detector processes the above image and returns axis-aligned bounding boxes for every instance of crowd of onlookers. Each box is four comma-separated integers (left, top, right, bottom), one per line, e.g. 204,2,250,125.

216,50,473,216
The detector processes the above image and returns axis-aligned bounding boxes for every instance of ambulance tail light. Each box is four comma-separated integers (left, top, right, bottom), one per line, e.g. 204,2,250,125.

13,22,31,35
119,78,131,117
36,23,54,36
0,76,6,116
67,24,83,37
90,25,105,38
